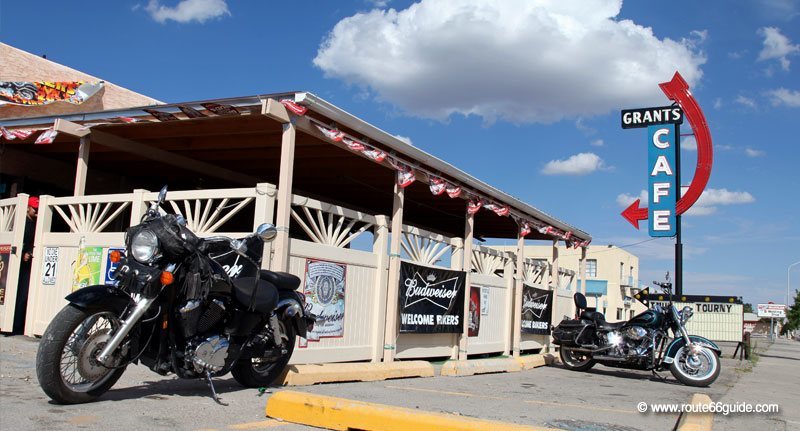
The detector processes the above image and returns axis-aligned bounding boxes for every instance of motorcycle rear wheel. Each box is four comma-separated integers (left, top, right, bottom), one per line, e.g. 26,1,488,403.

232,319,296,387
559,347,596,371
36,305,127,404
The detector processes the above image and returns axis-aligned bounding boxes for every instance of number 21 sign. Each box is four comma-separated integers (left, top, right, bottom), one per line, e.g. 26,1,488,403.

41,247,59,285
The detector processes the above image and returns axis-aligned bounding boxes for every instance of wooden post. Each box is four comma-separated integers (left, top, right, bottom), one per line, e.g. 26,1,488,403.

254,182,277,269
458,214,474,360
503,252,515,356
23,195,53,336
382,183,404,362
271,122,296,272
0,194,29,331
371,215,390,362
551,239,559,290
512,234,524,358
74,136,90,196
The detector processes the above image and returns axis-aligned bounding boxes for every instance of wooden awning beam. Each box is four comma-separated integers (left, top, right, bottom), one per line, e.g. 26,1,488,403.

90,130,260,186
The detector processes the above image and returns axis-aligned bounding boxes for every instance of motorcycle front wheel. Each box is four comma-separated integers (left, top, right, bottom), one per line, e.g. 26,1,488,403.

36,305,128,404
669,345,720,387
232,319,296,387
559,346,596,371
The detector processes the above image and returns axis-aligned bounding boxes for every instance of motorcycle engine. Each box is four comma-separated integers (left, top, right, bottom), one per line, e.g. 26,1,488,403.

605,326,653,358
186,335,229,374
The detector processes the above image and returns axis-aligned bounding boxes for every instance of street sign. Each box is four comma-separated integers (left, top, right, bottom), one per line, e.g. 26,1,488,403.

621,105,683,129
757,303,786,318
648,124,677,236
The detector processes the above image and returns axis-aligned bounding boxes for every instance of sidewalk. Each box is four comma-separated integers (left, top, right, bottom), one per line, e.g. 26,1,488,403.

714,338,800,430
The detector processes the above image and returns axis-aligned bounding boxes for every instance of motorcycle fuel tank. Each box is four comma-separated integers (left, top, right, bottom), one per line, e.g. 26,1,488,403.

626,309,663,328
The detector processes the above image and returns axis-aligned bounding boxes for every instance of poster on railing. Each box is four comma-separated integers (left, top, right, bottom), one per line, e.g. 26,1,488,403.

303,259,346,340
521,284,552,335
104,247,125,285
468,286,480,337
72,246,103,292
0,245,10,305
41,247,59,285
399,261,465,333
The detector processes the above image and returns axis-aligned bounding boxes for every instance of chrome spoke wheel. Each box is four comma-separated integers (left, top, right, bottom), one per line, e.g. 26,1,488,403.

59,311,120,391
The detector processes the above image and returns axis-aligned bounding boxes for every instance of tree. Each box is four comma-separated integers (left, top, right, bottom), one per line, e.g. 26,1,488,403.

780,290,800,335
743,303,754,314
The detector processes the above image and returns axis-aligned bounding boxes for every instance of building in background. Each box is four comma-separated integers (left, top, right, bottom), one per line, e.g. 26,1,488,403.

493,244,646,322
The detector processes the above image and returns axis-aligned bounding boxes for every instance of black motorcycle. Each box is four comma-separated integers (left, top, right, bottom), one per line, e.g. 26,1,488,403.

552,277,721,387
36,186,313,404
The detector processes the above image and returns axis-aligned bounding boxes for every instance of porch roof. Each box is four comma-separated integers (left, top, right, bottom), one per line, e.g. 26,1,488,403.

1,92,591,243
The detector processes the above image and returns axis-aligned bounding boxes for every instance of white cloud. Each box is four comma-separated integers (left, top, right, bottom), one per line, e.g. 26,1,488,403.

713,98,722,109
757,27,799,71
616,190,647,207
394,134,414,145
682,135,697,151
617,187,754,216
590,139,604,147
745,147,765,157
767,88,800,107
541,152,609,176
735,95,756,108
367,0,391,7
145,0,230,24
314,0,706,124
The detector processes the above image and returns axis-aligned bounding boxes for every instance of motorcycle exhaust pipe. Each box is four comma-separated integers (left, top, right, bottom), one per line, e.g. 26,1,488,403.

567,345,613,354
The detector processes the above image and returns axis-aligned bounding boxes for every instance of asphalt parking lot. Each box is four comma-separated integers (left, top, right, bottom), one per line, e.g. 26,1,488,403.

0,336,760,431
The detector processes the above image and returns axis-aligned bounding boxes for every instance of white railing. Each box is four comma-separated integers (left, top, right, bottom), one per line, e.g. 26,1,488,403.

523,258,548,287
290,194,375,248
471,245,509,277
400,225,458,268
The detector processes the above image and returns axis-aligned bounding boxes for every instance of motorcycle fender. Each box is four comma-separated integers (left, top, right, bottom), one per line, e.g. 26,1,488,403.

65,285,132,313
662,335,722,365
276,295,308,339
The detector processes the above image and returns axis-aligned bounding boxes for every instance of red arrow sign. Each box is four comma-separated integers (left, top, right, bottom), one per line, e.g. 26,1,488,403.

621,72,713,229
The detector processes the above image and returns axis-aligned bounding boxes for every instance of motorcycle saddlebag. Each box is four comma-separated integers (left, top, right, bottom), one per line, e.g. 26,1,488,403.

552,319,592,347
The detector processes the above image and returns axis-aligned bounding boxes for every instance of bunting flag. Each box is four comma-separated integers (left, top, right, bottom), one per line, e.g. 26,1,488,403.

144,109,179,122
362,147,387,163
0,81,103,106
280,99,308,116
34,128,58,144
396,166,416,188
11,129,35,140
177,105,206,118
429,176,446,195
483,202,510,216
445,184,462,198
201,102,241,116
520,221,531,237
116,116,138,123
315,124,345,142
343,136,365,151
467,198,483,215
563,231,573,240
538,225,555,236
0,127,14,140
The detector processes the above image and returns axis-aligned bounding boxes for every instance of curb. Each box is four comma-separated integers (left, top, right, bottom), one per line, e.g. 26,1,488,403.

518,353,556,370
265,390,563,431
278,361,434,386
675,393,714,431
441,357,521,376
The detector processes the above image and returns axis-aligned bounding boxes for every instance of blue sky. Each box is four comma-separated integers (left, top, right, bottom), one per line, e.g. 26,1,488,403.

2,0,799,306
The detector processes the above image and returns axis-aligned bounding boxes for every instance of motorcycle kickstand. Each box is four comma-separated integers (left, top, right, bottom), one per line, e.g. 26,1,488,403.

650,370,667,382
205,371,228,406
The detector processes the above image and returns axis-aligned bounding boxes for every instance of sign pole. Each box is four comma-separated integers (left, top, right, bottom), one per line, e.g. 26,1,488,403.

675,122,683,297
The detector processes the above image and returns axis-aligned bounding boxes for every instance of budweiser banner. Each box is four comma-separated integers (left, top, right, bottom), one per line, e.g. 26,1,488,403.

303,259,346,340
399,261,465,333
0,81,103,106
521,284,552,335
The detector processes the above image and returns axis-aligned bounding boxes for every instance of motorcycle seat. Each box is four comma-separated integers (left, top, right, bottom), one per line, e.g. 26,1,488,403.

580,310,605,321
232,277,278,313
260,270,301,291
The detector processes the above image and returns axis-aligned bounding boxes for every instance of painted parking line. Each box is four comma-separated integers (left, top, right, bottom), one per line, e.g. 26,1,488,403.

383,385,636,415
194,419,286,431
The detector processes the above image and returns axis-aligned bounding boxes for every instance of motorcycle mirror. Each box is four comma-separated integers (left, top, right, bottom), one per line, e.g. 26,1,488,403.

255,223,278,242
573,292,587,310
157,185,168,205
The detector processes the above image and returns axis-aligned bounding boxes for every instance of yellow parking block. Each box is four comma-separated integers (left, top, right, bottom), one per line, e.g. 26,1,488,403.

265,390,563,431
517,353,556,370
675,393,714,431
440,357,522,376
278,361,434,386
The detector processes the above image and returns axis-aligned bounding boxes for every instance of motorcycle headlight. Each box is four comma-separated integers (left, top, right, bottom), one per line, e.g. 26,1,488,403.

131,230,159,263
680,306,694,325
